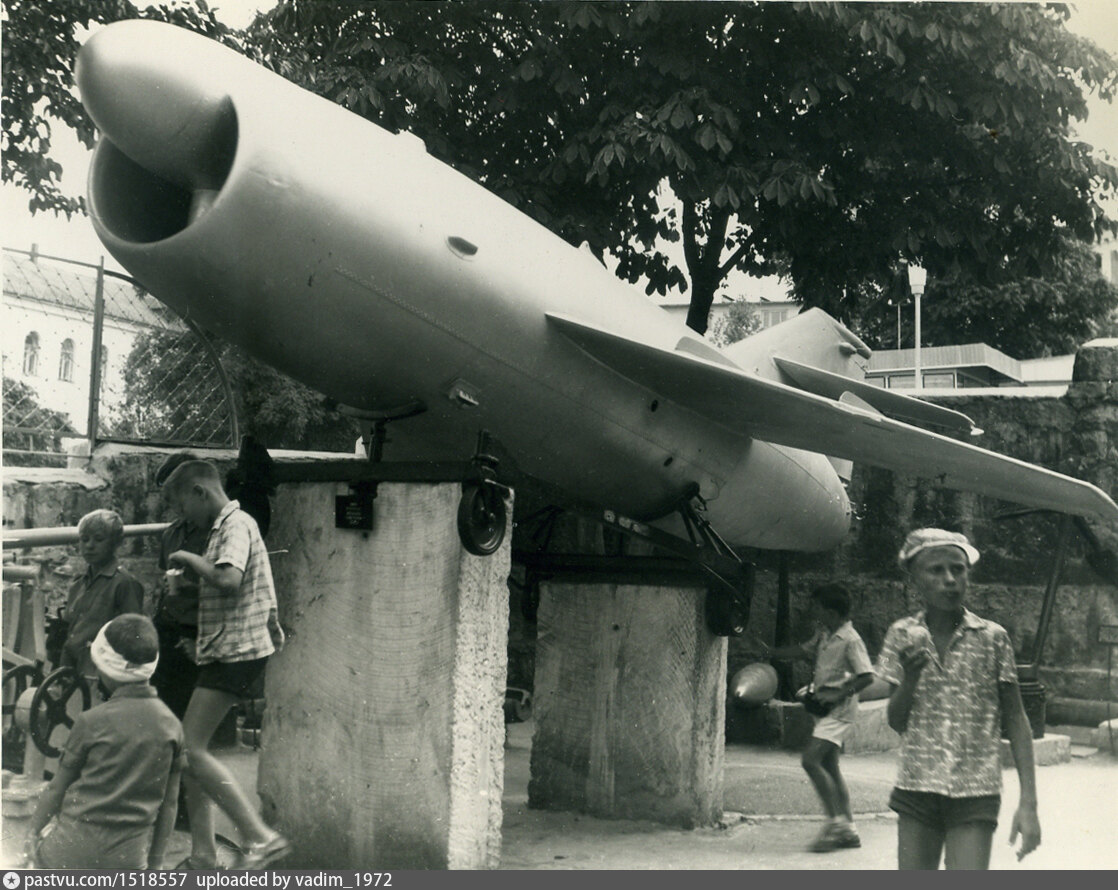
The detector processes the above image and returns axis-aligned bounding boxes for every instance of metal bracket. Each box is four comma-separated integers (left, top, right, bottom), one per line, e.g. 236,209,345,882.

514,489,753,636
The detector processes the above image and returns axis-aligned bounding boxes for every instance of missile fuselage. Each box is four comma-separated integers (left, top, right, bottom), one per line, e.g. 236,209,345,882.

79,21,850,551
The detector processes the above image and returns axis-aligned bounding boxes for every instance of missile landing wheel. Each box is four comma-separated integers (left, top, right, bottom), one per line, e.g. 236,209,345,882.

458,482,507,556
27,667,92,758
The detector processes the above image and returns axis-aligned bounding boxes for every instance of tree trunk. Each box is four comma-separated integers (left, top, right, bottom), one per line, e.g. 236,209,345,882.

685,273,718,335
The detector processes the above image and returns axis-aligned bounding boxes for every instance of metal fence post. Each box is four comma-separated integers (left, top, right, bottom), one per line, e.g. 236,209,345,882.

86,257,106,448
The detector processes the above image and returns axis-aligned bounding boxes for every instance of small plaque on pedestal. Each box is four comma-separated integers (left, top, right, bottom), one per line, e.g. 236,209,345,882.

335,489,374,530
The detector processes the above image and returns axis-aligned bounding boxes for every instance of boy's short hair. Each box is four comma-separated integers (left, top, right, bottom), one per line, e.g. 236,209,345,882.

810,583,852,618
155,451,200,486
104,613,159,664
77,509,124,544
163,459,223,496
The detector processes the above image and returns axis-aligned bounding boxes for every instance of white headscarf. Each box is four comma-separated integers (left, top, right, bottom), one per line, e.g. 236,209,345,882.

90,621,158,683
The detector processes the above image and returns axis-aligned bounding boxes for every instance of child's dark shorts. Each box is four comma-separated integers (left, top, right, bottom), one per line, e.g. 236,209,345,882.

196,657,268,699
889,787,1000,830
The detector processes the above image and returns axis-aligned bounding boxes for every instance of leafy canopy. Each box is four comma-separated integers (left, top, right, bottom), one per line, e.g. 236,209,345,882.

246,0,1118,339
5,0,1118,354
1,0,237,217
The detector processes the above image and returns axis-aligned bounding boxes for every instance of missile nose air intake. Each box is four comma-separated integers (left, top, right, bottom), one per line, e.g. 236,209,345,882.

79,21,239,242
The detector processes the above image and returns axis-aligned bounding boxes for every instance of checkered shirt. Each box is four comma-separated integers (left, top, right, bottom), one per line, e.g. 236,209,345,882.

196,500,284,664
877,609,1018,796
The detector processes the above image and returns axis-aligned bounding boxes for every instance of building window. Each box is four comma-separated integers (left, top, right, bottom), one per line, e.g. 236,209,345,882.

22,332,40,376
58,338,75,382
922,372,955,389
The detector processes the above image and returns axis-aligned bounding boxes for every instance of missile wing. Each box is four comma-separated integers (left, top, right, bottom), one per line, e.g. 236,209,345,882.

546,312,1118,524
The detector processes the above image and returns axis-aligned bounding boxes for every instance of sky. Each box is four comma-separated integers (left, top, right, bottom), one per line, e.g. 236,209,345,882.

2,1,1118,283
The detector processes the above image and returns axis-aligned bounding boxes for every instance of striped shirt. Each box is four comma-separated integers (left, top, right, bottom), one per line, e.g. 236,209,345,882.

877,609,1018,796
197,500,284,664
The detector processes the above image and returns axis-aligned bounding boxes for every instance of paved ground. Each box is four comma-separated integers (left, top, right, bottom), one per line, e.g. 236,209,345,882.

4,721,1116,870
498,722,1118,870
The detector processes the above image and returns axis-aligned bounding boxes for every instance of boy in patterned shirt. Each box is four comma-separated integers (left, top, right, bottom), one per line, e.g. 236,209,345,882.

163,459,289,869
877,528,1040,870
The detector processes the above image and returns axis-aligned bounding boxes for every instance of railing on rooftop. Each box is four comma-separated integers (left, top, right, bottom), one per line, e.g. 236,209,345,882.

3,246,239,465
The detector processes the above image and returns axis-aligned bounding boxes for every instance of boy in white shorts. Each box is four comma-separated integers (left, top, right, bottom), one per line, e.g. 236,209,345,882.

766,583,874,851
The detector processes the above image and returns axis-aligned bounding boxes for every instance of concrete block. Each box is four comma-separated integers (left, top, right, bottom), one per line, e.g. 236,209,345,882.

1090,718,1118,756
1,777,47,818
727,698,808,747
259,482,511,869
999,733,1070,768
530,579,726,828
767,699,813,750
845,699,901,754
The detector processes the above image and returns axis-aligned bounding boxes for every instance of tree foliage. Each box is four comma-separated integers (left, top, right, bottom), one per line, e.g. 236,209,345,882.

5,0,1118,356
853,238,1118,356
1,0,238,217
113,329,359,452
246,0,1118,337
708,301,763,348
2,375,77,465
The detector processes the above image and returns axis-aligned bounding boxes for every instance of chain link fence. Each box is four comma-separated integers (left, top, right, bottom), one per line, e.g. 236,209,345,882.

3,247,239,465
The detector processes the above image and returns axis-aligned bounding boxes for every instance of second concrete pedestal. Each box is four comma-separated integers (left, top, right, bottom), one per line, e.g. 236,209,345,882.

529,579,726,828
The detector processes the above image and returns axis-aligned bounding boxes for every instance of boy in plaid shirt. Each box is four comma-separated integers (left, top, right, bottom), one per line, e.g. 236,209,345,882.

163,460,288,869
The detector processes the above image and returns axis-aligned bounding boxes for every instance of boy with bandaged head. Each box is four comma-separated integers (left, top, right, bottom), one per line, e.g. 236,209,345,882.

26,614,185,869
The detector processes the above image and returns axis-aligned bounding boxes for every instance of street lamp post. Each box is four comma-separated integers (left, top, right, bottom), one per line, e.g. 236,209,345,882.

907,263,927,391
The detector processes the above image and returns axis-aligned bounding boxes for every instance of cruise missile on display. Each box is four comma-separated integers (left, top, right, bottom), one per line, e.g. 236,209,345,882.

77,22,1118,576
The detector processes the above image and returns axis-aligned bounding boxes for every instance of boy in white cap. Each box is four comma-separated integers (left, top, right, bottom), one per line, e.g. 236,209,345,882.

25,614,185,869
877,528,1040,869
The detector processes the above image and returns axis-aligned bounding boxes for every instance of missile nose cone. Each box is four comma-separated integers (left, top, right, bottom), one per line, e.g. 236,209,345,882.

77,21,239,191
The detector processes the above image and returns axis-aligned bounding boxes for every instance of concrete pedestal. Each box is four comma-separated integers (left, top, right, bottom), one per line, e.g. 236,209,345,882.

259,482,511,869
999,733,1071,767
1090,718,1118,756
529,579,726,828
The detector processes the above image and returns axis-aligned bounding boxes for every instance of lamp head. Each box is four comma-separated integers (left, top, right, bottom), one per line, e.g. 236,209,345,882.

907,263,928,296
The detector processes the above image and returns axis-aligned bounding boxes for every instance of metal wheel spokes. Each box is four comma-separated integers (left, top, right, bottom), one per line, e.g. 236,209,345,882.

29,667,92,758
2,664,42,720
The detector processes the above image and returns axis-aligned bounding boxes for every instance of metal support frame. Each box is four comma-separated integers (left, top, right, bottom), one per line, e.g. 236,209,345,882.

1025,513,1074,676
514,491,754,636
85,259,106,445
